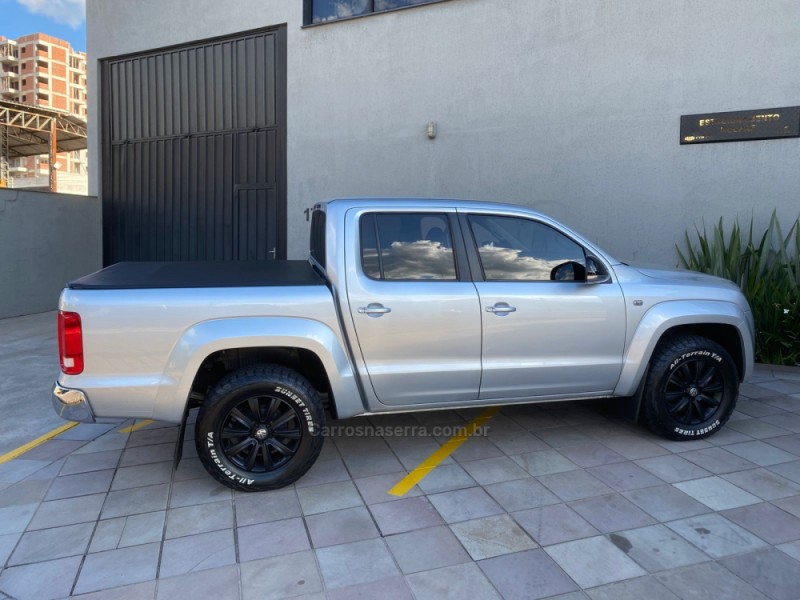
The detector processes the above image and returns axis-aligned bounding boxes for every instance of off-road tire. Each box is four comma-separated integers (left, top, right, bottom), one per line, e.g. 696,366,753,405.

195,365,325,491
642,334,738,441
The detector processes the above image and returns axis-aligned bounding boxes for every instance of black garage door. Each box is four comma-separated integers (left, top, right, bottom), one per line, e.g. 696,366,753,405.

100,26,287,264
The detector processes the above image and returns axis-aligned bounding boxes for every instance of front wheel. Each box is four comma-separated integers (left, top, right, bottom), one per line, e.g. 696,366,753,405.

195,365,325,491
642,335,738,441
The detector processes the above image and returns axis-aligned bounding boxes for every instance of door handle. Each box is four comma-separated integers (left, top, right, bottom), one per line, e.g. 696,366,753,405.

486,303,516,315
358,303,392,317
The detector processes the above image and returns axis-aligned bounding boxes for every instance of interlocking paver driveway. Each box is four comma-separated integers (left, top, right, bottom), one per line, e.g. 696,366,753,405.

0,366,799,599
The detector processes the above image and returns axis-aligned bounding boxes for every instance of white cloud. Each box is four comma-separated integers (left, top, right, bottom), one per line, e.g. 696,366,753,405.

17,0,86,29
382,240,457,280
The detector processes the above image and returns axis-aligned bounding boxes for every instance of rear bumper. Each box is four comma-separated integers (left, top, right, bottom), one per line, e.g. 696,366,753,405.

52,383,96,423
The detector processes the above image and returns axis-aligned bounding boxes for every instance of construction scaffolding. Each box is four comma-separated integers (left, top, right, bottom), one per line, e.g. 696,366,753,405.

0,99,87,192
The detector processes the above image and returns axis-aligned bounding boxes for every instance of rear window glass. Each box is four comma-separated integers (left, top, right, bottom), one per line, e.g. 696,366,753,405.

359,213,457,280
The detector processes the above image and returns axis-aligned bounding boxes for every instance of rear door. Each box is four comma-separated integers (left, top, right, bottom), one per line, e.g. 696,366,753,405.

463,211,626,399
345,209,482,406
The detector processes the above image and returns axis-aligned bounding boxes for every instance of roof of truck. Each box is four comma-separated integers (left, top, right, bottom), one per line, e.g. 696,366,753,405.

317,197,549,219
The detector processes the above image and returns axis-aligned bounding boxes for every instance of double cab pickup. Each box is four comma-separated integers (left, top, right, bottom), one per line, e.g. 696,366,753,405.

53,199,754,490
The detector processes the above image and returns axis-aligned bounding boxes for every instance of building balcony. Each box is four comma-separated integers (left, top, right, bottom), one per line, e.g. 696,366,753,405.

0,49,19,63
0,80,20,96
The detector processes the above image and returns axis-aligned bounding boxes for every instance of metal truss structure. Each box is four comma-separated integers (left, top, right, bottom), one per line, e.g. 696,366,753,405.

0,100,87,192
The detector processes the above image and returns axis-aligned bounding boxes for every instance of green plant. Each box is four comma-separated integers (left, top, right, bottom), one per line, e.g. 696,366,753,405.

677,211,800,366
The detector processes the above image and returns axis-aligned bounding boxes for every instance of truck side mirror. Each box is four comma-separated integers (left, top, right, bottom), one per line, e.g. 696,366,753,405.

550,261,587,282
585,255,612,284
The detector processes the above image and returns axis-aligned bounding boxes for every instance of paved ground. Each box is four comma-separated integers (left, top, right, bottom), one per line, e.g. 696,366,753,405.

1,312,800,599
0,312,65,454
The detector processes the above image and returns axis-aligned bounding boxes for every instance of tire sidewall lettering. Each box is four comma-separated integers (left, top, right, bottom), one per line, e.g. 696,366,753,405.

669,350,722,372
274,385,318,435
673,419,721,437
206,431,256,485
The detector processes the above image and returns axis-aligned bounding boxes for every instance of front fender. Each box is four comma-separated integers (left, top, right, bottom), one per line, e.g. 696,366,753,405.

152,317,363,422
614,300,754,397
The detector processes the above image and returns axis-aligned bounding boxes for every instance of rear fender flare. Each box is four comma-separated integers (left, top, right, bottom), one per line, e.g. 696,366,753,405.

152,317,363,422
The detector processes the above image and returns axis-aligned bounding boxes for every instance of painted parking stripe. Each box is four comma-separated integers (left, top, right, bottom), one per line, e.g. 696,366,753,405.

118,419,155,434
388,406,501,497
0,421,78,465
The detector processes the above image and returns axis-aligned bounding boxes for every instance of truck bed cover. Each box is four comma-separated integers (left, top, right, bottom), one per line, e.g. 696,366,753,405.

68,260,324,290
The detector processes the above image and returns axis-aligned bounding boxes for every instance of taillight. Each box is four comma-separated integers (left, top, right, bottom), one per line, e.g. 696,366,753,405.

58,311,84,375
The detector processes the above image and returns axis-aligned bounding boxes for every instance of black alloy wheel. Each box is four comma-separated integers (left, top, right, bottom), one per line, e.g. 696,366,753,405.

642,334,738,441
195,365,325,491
663,357,725,426
219,395,303,472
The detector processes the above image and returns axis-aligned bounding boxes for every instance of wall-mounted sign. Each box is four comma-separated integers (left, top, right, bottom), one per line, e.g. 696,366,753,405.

680,106,800,144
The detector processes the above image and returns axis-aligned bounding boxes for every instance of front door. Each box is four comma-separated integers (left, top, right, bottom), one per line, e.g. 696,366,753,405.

346,210,482,406
464,212,626,399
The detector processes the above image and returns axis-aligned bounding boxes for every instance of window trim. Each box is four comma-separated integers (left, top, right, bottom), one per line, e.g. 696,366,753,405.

303,0,456,27
309,207,327,273
464,213,590,283
358,211,463,282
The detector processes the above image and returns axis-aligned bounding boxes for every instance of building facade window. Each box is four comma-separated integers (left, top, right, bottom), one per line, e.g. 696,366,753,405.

305,0,449,25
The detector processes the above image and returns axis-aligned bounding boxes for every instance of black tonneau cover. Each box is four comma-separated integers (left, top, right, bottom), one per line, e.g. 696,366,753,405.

68,260,324,290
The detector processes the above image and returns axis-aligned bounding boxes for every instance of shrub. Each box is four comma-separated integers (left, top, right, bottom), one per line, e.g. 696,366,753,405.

676,211,800,366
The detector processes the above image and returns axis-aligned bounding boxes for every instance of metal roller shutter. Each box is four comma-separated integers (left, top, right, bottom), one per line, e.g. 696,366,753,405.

100,26,287,264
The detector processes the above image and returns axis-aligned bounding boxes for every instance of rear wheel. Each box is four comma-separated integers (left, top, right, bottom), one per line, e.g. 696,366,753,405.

195,365,325,491
642,335,738,440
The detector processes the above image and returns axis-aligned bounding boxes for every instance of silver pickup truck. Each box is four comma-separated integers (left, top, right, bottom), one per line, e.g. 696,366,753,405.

53,198,754,491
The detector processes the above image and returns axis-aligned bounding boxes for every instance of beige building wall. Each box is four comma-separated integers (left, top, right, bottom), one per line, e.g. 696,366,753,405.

86,0,800,265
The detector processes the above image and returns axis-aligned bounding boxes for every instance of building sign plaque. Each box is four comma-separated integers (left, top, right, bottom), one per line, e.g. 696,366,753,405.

680,106,800,144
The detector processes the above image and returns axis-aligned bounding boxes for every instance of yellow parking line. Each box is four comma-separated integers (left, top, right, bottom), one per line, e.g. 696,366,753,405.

388,406,501,497
118,419,155,434
0,421,78,465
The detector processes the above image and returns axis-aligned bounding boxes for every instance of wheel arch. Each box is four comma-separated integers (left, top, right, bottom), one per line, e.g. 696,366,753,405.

188,346,335,414
152,317,364,423
614,301,753,398
657,323,744,380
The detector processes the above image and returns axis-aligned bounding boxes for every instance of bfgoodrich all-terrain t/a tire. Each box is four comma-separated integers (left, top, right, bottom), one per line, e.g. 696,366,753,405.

195,365,325,492
642,334,739,441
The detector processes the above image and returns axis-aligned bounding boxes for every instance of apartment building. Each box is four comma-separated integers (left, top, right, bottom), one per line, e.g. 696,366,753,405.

0,33,87,190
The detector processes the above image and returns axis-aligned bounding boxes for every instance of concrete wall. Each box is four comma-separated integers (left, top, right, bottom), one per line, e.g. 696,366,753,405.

0,190,102,319
87,0,800,265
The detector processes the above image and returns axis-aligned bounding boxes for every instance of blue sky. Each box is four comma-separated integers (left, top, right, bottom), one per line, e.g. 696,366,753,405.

1,0,86,51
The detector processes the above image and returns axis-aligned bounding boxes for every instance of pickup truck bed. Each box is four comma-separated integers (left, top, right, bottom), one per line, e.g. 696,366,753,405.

68,260,324,290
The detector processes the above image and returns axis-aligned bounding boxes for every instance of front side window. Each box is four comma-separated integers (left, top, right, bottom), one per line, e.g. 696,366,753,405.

468,215,586,281
360,213,457,280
